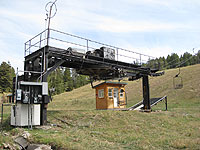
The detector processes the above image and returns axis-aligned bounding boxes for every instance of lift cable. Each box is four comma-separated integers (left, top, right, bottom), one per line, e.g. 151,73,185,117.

171,50,199,69
147,48,199,89
163,47,199,69
172,50,200,89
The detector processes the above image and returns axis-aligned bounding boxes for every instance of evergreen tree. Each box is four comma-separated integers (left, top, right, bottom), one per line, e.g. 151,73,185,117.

197,50,200,64
180,52,192,67
166,53,180,69
0,61,15,92
54,68,64,94
48,67,64,95
63,68,73,91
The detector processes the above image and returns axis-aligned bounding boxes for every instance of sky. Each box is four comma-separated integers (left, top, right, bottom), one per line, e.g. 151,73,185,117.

0,0,200,71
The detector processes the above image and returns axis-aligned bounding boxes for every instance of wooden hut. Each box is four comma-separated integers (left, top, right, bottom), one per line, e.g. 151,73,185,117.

93,81,127,110
7,94,12,103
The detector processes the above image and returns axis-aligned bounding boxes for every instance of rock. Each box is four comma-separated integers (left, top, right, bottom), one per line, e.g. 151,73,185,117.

3,143,9,149
14,136,29,149
22,131,31,139
27,144,52,150
2,143,16,150
3,132,9,136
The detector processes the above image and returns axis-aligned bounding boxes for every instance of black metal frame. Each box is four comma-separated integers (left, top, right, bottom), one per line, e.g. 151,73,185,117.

22,29,165,125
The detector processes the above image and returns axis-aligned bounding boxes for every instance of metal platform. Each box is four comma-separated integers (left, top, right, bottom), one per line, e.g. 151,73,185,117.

24,45,161,81
23,28,164,81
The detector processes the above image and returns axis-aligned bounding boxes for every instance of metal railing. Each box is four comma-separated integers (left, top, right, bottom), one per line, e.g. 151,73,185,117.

24,29,48,56
24,28,156,65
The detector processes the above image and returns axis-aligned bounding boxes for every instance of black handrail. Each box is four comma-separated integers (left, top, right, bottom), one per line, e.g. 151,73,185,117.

24,28,156,65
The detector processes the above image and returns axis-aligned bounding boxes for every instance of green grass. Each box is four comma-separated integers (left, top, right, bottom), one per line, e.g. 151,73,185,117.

1,64,200,149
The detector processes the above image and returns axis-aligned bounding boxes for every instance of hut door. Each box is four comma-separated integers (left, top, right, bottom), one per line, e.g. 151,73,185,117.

114,88,119,107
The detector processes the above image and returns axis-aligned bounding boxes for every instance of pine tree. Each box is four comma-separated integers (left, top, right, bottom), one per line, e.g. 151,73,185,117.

0,61,15,92
166,53,180,69
48,68,64,95
181,52,192,66
63,68,73,91
197,50,200,64
54,68,64,94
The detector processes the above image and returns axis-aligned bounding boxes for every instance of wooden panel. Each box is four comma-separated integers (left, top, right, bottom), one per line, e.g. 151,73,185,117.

95,83,126,109
96,84,107,109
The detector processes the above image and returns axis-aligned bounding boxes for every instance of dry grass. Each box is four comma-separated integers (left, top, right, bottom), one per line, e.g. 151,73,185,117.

43,64,200,149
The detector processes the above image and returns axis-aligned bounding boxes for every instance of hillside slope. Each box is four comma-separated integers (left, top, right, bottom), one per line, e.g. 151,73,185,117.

36,64,199,149
50,64,200,111
0,64,199,150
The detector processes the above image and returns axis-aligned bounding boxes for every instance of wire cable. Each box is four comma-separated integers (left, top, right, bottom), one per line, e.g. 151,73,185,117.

149,47,200,70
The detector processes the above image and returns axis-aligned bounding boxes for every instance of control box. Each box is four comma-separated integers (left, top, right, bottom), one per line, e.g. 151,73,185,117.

16,81,48,104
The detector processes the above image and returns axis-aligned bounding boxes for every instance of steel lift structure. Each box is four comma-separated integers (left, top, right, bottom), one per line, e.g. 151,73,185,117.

13,27,165,125
11,0,165,126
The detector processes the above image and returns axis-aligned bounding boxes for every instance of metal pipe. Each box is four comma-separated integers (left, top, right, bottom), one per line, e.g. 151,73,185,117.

86,40,89,52
30,104,33,130
46,4,52,46
1,104,3,126
50,28,156,59
25,38,47,53
29,40,31,55
18,70,42,74
39,34,42,48
15,68,18,103
28,86,30,129
14,105,16,126
24,29,47,45
24,43,26,57
117,48,118,61
50,37,145,62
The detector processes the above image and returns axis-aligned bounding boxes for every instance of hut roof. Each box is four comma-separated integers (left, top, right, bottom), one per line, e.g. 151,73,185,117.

93,81,127,88
7,94,12,97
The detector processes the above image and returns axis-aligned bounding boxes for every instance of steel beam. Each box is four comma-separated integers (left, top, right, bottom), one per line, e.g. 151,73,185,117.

41,46,49,125
142,75,151,110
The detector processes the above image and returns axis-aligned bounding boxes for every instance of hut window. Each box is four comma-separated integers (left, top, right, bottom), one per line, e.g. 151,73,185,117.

120,89,124,98
98,89,104,98
108,88,113,98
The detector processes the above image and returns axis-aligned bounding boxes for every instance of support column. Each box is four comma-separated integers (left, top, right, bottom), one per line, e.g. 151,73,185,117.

40,46,64,125
165,96,168,111
142,75,151,110
41,46,49,125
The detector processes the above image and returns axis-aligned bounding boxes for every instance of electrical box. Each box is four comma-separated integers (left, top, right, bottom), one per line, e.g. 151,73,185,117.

16,89,22,101
11,103,40,126
16,81,48,104
42,82,48,95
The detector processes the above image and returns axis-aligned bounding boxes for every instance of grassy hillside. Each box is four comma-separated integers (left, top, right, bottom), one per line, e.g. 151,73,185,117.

49,64,200,111
0,64,200,150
